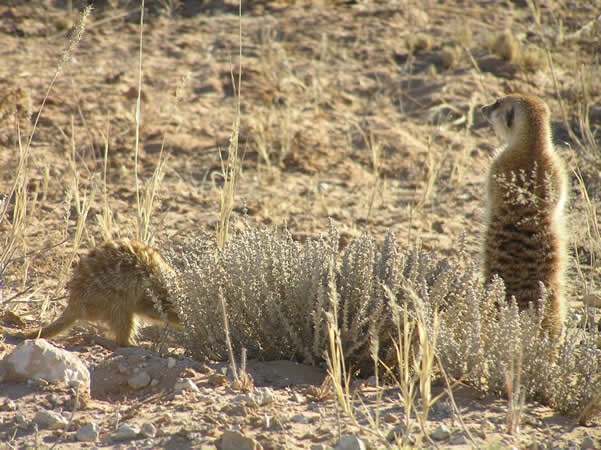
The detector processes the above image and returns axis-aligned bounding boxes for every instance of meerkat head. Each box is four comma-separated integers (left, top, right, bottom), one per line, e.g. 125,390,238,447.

481,94,550,149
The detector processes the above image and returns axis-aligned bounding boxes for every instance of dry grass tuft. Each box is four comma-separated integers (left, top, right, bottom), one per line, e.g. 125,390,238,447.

492,29,521,63
412,34,433,53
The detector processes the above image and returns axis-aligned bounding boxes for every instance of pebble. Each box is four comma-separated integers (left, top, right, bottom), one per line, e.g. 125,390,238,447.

208,373,229,386
335,434,366,450
33,410,68,430
76,423,99,442
430,424,451,441
127,372,151,389
383,413,397,423
248,387,276,406
141,423,156,438
167,357,176,369
113,423,140,441
450,433,466,445
221,429,263,450
290,413,308,424
174,379,200,393
3,399,16,411
582,435,596,449
582,293,601,308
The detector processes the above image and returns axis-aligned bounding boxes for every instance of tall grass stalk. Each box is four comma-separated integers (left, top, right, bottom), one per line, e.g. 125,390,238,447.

216,1,243,249
1,6,91,289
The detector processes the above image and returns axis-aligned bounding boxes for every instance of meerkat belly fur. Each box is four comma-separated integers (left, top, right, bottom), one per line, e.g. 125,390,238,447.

21,239,181,346
481,94,568,339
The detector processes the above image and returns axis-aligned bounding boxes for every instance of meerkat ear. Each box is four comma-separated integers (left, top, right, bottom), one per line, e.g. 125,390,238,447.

505,106,514,128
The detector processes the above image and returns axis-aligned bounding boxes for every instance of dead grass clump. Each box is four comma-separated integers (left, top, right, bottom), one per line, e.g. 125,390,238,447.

520,47,545,72
492,29,521,63
440,45,460,70
167,226,601,418
412,34,433,53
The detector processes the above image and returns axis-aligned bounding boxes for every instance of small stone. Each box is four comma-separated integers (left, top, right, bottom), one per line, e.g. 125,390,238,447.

3,399,16,411
221,429,262,450
197,364,213,374
290,414,308,424
174,379,200,393
583,293,601,308
335,434,366,450
450,434,466,445
430,424,451,441
383,413,397,423
76,423,99,442
127,372,151,390
582,435,596,449
113,423,140,441
208,373,228,386
248,387,275,406
33,410,68,430
167,358,176,369
141,422,156,438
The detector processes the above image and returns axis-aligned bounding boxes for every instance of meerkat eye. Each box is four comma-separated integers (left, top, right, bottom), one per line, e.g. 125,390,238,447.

505,106,514,128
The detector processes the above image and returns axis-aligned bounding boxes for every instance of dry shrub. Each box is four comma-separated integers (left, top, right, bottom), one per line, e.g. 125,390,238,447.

166,226,601,418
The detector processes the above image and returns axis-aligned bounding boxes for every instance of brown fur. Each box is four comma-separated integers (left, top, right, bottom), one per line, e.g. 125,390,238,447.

481,94,568,339
20,239,181,346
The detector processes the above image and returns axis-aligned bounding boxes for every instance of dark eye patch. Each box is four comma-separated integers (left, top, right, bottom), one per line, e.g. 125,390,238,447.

505,106,514,128
489,99,501,112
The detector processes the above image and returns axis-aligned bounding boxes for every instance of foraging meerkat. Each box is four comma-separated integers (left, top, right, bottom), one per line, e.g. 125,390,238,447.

481,94,568,339
18,239,182,346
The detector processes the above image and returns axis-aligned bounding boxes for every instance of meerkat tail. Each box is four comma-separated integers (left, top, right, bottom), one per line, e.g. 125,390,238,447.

21,309,78,340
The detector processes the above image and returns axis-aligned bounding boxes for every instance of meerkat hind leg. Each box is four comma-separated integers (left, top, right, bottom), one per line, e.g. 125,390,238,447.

111,312,138,347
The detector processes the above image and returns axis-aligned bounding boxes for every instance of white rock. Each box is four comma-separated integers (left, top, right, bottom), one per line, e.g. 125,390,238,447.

335,434,366,450
247,387,275,406
141,422,156,438
431,424,451,441
127,372,151,390
167,358,176,369
0,340,90,390
174,379,199,393
76,423,99,442
33,410,68,430
221,429,263,450
113,423,139,441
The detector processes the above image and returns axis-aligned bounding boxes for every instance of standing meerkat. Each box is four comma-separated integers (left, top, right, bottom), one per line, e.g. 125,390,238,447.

481,94,568,339
18,239,182,346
